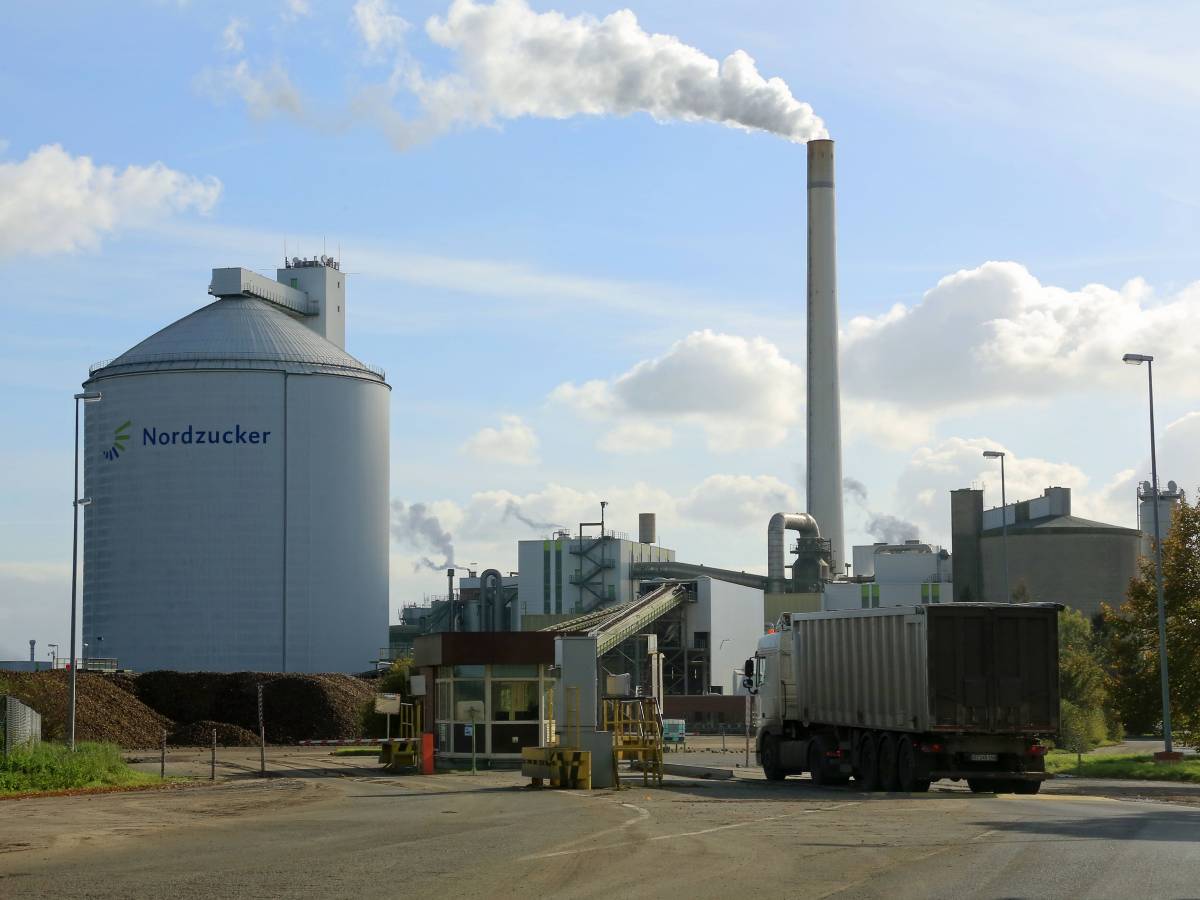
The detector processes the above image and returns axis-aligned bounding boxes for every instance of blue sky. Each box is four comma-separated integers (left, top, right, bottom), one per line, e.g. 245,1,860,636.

2,0,1198,659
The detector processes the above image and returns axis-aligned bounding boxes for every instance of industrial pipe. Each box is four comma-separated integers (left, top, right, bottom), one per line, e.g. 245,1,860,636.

480,568,505,631
767,512,821,593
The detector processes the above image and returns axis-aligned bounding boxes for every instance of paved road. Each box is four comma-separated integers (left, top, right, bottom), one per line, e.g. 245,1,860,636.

3,752,1199,899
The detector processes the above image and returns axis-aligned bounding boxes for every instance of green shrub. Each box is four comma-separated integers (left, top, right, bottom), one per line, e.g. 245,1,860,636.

0,741,154,794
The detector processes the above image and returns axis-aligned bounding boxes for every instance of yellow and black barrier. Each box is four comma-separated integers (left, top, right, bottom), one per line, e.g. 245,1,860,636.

521,746,592,790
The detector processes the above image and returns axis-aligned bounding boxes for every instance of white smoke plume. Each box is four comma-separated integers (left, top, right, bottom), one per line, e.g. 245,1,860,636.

416,0,828,143
214,0,827,148
843,476,921,545
503,499,565,533
391,500,456,571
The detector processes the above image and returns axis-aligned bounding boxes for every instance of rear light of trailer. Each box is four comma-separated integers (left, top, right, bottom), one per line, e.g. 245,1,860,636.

917,742,943,754
824,749,845,759
1028,744,1047,756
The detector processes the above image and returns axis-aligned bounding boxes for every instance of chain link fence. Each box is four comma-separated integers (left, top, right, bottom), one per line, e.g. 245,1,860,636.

2,696,43,756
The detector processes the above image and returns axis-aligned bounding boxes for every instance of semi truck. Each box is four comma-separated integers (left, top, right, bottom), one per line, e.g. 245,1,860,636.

749,603,1060,794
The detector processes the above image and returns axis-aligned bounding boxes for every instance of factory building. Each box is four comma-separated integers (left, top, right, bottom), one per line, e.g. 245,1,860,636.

83,259,389,673
950,486,1140,618
824,541,953,610
516,530,676,629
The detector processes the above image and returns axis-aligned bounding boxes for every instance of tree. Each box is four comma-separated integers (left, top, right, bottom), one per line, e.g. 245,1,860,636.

357,657,416,738
1058,608,1114,748
1103,495,1200,747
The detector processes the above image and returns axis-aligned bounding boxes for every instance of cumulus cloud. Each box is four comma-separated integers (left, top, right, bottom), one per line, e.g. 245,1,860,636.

678,474,798,527
222,17,247,53
893,437,1090,543
0,143,221,258
552,330,802,451
843,262,1200,407
462,415,539,466
283,0,311,21
206,0,826,149
353,0,410,56
597,421,674,455
1073,410,1200,528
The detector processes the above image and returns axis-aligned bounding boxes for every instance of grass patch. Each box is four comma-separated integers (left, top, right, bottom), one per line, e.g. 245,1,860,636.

1,741,159,796
332,746,381,757
1046,750,1200,783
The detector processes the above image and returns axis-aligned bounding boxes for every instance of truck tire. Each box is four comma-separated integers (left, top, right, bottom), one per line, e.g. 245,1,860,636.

807,741,848,787
896,737,931,793
762,736,787,781
855,733,881,792
878,733,900,792
1012,779,1042,795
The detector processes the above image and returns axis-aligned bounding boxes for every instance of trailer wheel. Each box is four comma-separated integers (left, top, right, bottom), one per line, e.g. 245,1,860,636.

1012,780,1041,795
967,779,993,794
855,733,881,792
878,733,901,792
762,736,787,781
896,737,931,792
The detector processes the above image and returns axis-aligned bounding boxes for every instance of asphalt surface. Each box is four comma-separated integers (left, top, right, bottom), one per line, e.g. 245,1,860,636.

3,749,1200,899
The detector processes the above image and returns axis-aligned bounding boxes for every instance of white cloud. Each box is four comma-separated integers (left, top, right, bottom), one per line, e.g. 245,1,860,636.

678,474,798,527
1073,410,1200,528
0,144,221,258
843,261,1200,408
598,422,674,454
199,61,306,122
221,17,247,53
552,330,802,452
893,436,1090,543
353,0,410,56
462,415,539,466
283,0,312,22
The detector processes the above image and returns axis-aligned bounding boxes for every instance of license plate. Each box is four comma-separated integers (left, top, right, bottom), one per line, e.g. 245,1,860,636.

969,753,998,762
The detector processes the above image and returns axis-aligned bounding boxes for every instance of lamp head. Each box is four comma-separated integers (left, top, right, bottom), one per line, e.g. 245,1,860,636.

982,450,1004,459
74,391,102,402
1122,353,1152,366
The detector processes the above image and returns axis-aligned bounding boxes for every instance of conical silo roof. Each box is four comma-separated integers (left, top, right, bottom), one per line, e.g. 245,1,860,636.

86,296,385,382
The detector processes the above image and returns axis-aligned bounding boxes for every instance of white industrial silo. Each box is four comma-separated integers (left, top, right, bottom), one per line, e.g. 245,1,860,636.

82,259,389,673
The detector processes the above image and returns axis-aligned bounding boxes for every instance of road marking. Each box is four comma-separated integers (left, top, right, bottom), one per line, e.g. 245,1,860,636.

519,802,859,861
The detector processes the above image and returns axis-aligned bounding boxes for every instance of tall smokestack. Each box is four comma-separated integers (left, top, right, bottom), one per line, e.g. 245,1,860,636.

806,139,845,574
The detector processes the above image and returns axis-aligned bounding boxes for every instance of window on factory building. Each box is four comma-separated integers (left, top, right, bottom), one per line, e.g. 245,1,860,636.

543,542,551,613
453,679,485,720
492,680,538,721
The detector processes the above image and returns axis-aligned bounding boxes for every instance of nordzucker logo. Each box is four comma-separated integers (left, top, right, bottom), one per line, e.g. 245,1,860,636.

102,420,131,461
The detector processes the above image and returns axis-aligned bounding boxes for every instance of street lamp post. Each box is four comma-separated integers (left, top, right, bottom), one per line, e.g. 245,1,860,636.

1123,352,1173,756
69,390,101,750
982,450,1010,602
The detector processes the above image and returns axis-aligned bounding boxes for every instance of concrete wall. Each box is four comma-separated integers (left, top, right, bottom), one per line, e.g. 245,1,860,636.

980,532,1139,618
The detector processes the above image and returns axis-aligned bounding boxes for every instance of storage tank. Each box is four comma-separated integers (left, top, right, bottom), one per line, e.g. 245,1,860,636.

82,260,389,673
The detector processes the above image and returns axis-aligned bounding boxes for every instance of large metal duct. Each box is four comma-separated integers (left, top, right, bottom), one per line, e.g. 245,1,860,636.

480,568,506,631
768,513,821,593
807,139,846,574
